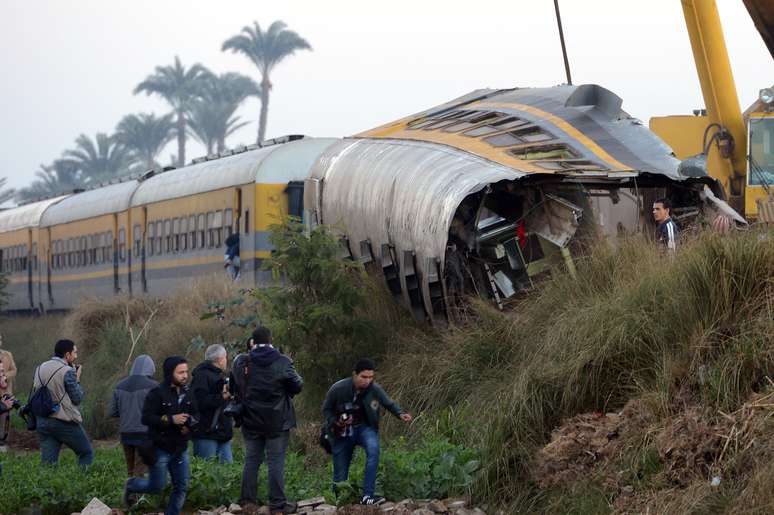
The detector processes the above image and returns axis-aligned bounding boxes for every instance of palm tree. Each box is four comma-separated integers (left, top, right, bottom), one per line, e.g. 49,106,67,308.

134,56,213,166
0,178,15,205
15,159,83,202
187,73,259,154
115,112,175,169
222,21,311,143
61,133,134,185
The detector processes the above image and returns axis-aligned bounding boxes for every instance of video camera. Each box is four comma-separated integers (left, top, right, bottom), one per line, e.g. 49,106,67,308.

1,394,20,410
335,402,358,438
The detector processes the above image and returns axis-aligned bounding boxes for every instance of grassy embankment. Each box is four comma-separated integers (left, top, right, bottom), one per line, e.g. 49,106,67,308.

2,228,773,514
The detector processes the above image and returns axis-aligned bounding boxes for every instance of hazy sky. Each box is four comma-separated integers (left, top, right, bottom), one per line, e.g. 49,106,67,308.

1,0,771,195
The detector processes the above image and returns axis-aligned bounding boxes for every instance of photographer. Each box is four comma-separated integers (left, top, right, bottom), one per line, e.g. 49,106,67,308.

124,356,199,515
322,359,412,506
231,326,303,515
32,339,93,467
191,344,233,464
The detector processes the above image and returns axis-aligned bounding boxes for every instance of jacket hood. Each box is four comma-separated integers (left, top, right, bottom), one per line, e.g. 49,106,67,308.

194,360,223,375
162,356,187,383
130,354,155,377
249,344,281,367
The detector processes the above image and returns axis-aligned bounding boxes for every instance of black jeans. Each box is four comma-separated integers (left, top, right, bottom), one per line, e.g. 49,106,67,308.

241,430,290,513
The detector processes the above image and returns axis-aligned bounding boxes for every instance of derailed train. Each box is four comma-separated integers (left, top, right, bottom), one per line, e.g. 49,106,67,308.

0,84,742,317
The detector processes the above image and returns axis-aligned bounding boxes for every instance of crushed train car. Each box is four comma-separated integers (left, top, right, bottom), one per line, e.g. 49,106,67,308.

304,84,743,323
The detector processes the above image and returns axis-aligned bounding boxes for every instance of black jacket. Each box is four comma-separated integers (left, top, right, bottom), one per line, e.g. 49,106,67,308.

230,345,303,438
141,381,199,454
190,361,233,442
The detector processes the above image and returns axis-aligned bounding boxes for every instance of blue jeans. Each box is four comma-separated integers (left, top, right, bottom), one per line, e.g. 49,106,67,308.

127,448,189,515
36,417,94,467
192,438,233,464
332,424,380,497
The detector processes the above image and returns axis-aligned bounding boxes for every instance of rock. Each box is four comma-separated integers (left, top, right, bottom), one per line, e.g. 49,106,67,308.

298,497,327,508
412,510,435,515
445,500,467,510
470,509,487,515
314,505,337,511
196,511,216,515
427,500,447,513
381,502,396,511
229,503,243,513
214,507,229,515
81,498,111,515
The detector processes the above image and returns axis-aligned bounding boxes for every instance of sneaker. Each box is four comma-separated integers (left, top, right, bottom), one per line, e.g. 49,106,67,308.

284,501,298,514
360,495,386,506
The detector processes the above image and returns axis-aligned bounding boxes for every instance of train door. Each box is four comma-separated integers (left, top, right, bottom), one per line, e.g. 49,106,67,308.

141,207,148,293
26,229,33,309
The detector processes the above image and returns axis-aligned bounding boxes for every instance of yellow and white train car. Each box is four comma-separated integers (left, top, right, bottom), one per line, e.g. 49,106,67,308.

0,136,337,312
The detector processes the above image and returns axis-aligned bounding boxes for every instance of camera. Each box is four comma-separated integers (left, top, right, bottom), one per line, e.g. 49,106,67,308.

336,402,357,438
184,414,199,429
19,403,36,431
2,394,20,410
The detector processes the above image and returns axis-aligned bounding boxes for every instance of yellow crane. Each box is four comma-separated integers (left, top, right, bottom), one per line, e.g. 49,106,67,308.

650,0,774,222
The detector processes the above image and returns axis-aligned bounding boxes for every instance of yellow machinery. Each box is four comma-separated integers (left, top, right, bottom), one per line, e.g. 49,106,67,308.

649,0,774,222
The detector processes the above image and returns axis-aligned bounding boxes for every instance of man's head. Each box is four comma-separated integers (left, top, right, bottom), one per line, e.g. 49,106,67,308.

54,339,78,365
652,198,672,224
162,356,188,387
250,326,272,347
205,344,228,371
352,358,376,391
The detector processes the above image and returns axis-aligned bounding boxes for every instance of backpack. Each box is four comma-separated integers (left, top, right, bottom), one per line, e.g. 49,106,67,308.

243,360,285,434
27,365,66,417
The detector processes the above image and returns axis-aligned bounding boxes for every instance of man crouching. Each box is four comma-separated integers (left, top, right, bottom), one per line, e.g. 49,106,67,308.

323,358,412,506
124,356,199,515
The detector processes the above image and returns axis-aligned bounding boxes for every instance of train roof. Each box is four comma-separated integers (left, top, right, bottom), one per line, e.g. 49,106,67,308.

358,83,681,178
40,181,139,228
130,137,335,206
0,195,69,233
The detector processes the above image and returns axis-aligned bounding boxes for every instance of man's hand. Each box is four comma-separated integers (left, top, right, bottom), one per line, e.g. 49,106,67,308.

172,413,190,426
400,413,413,423
75,365,82,382
222,387,232,401
1,398,13,410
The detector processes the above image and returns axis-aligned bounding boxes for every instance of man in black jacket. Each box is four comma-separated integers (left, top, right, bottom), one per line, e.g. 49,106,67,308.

124,356,199,515
231,326,303,515
191,344,233,463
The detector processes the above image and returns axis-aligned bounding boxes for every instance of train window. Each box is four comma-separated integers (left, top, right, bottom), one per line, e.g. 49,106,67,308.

155,221,162,255
32,243,37,271
179,217,188,251
225,209,233,237
172,218,180,252
164,219,172,253
65,239,71,268
188,215,197,250
119,228,126,262
133,224,142,258
106,231,114,264
244,209,250,234
198,214,205,248
206,212,215,248
81,236,88,267
147,223,155,257
484,132,524,147
214,210,223,247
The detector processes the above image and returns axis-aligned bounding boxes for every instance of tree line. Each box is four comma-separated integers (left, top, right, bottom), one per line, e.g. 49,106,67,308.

3,21,311,205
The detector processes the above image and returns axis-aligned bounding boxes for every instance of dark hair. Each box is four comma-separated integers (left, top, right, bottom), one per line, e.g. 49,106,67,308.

54,339,76,358
654,198,672,211
251,326,272,344
354,358,376,374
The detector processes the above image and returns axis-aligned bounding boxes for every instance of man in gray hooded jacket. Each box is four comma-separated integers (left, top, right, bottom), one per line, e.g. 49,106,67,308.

109,355,158,476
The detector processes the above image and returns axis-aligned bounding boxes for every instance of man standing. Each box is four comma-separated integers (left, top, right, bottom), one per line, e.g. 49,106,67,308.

124,356,198,515
109,354,158,476
231,326,303,515
33,339,93,467
653,198,679,252
0,334,16,396
191,344,233,463
0,361,17,475
323,359,413,506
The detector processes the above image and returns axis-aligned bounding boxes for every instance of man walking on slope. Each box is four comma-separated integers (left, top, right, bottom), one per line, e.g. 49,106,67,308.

124,356,198,515
231,326,303,515
323,358,413,506
109,354,158,476
653,198,679,252
33,339,94,467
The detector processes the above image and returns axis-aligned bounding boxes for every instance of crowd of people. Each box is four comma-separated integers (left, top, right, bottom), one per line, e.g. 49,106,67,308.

7,326,411,515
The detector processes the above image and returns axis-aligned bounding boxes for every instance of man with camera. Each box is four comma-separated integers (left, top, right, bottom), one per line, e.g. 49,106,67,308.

32,339,94,467
124,356,199,515
191,344,233,464
323,358,412,506
230,326,303,515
